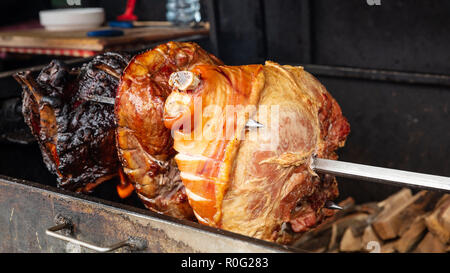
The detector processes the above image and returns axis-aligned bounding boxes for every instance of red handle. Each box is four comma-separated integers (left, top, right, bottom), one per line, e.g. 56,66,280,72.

117,0,138,21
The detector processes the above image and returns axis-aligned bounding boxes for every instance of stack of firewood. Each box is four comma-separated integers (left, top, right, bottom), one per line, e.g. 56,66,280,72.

293,189,450,253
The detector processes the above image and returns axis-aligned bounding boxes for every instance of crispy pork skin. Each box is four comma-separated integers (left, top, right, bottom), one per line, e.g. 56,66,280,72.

115,42,222,219
15,52,130,192
164,61,350,243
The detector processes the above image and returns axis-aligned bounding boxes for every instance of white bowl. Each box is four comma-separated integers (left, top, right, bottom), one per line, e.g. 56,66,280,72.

39,8,105,31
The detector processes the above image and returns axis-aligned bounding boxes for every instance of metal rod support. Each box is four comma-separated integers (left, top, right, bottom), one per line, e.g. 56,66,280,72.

313,158,450,193
46,221,143,252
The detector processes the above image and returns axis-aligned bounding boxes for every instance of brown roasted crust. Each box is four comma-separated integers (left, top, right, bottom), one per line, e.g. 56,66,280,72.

115,42,222,219
164,61,350,243
225,63,349,244
164,64,265,225
15,52,130,192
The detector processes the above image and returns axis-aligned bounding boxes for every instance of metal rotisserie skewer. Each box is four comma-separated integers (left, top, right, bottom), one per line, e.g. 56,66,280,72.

86,95,450,193
312,157,450,193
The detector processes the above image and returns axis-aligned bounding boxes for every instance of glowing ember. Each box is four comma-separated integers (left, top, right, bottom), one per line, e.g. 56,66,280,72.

117,169,134,199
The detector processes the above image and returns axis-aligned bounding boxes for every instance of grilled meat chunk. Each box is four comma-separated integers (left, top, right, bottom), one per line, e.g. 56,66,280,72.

164,62,350,243
115,42,222,219
14,52,130,192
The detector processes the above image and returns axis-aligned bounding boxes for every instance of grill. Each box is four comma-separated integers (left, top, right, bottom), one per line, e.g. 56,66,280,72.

1,46,449,253
0,40,292,253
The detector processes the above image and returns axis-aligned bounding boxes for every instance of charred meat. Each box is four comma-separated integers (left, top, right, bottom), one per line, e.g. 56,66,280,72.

15,52,130,192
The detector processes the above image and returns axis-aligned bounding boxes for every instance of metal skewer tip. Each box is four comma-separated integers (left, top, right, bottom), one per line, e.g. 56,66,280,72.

245,119,264,129
325,201,343,210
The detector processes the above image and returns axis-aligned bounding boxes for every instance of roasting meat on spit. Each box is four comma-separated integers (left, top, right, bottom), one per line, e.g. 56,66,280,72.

15,52,130,192
164,62,350,243
14,41,352,244
115,42,222,219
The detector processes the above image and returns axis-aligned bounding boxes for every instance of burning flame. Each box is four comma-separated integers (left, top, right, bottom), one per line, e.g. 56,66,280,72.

117,169,134,199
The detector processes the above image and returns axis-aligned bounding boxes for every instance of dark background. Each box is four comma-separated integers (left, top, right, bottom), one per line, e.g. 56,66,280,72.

3,0,450,73
0,0,449,203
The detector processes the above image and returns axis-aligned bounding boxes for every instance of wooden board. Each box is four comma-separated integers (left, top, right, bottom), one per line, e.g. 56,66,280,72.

0,22,209,52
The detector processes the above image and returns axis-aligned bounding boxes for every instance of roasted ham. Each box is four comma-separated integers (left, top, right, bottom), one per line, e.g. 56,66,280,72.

115,42,222,219
164,61,350,243
15,52,130,192
15,40,349,244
